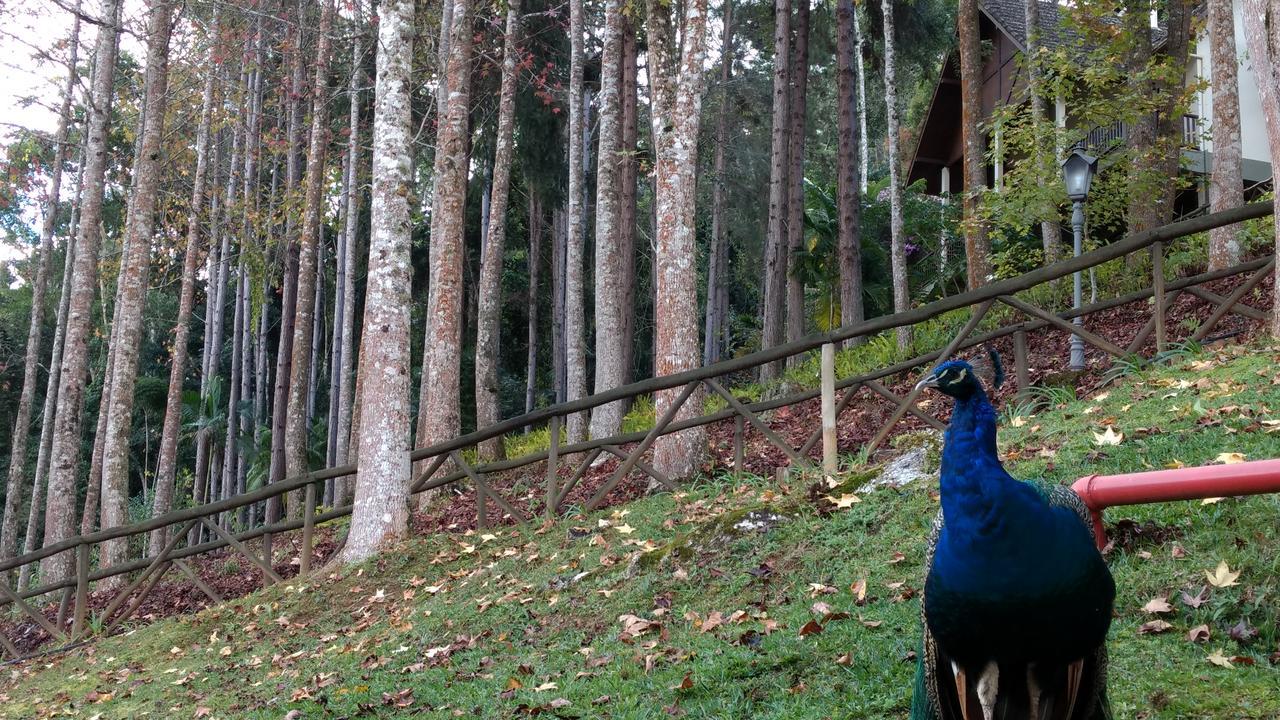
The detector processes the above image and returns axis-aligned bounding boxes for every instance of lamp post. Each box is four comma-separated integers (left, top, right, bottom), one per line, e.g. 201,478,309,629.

1061,145,1098,371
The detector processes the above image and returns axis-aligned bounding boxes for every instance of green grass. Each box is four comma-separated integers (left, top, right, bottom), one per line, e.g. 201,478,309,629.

5,344,1279,719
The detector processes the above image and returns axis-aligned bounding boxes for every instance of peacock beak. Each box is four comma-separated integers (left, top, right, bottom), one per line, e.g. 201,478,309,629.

914,372,940,392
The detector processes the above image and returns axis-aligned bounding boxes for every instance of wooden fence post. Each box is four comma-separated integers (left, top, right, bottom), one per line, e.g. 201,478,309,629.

1153,241,1166,353
72,543,89,639
300,483,316,577
820,343,837,475
1013,329,1030,400
733,415,744,477
545,415,560,518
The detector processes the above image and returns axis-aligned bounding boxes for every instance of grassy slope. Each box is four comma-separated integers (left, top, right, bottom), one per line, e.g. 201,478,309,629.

5,345,1279,719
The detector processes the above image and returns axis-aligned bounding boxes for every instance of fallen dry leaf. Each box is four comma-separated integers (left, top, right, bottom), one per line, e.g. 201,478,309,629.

1206,650,1234,668
1142,596,1173,614
1138,620,1173,635
1205,561,1241,588
1188,624,1211,643
1092,427,1124,446
1215,452,1247,464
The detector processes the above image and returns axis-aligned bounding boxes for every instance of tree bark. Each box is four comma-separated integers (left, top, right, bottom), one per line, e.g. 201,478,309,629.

524,191,542,419
959,0,990,288
150,11,217,554
551,206,567,405
760,0,791,381
836,0,862,346
564,0,588,442
1025,0,1061,264
785,0,810,350
704,0,733,367
854,4,868,194
1240,0,1280,336
647,0,710,479
589,0,627,439
335,10,364,492
421,0,473,484
1207,0,1243,270
41,0,122,584
618,19,640,395
285,0,337,517
1,5,81,570
882,0,910,349
476,0,523,460
342,0,415,563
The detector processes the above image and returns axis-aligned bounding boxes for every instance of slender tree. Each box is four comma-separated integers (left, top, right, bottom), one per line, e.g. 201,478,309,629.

421,0,473,474
647,0,710,478
342,0,415,563
285,0,337,517
1025,0,1062,264
1240,0,1280,336
785,0,810,348
41,0,123,583
760,0,791,380
524,191,543,418
564,0,588,441
1207,0,1243,270
959,0,990,288
882,0,909,349
836,0,863,343
0,6,81,570
476,0,523,460
618,18,640,391
704,0,733,366
150,10,219,553
854,0,868,194
589,0,627,438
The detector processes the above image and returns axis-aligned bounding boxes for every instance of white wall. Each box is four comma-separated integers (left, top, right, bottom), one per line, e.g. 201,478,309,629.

1196,0,1272,178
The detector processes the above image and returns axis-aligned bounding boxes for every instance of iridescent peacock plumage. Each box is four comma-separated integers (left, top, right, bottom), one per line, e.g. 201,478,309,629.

910,358,1114,720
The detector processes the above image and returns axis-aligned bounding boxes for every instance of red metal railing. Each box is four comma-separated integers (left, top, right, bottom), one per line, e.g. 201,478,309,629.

1072,459,1280,549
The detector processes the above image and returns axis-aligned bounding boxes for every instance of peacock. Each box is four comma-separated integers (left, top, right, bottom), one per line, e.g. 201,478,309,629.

909,356,1115,720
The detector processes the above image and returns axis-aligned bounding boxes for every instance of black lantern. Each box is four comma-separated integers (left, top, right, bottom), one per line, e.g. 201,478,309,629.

1061,147,1098,202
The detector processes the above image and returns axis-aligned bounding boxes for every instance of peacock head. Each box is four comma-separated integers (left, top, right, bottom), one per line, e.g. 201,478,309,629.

914,359,986,400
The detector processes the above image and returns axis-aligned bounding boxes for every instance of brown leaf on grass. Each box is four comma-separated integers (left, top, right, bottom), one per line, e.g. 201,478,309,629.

1142,597,1174,614
672,673,694,691
887,551,906,565
798,620,824,637
1181,586,1209,609
1138,620,1173,635
1229,621,1257,644
1206,650,1233,668
1205,561,1241,587
835,652,853,665
1188,625,1211,643
850,578,867,604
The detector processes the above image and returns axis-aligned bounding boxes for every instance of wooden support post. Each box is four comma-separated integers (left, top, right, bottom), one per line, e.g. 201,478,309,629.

552,447,604,512
173,558,223,604
1152,241,1167,353
733,416,744,477
299,483,316,577
451,451,529,524
476,468,489,529
104,561,170,635
545,415,560,517
97,518,198,627
864,300,993,455
1013,329,1030,399
1191,258,1276,343
56,586,71,630
0,629,19,659
585,382,698,511
1126,290,1182,355
820,343,838,475
800,383,862,456
200,517,283,584
72,543,89,639
601,445,676,490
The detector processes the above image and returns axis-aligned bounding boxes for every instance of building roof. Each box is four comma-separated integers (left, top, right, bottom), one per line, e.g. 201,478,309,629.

981,0,1168,52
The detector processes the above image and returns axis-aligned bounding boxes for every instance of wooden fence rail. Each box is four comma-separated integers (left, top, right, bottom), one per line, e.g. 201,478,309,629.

0,201,1273,661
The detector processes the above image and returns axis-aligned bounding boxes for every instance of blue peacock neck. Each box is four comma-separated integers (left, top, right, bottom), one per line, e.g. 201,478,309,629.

937,388,1017,540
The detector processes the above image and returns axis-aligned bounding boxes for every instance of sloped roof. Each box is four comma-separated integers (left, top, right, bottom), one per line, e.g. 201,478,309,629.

981,0,1169,52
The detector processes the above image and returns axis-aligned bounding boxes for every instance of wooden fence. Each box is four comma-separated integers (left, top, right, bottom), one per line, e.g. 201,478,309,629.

0,201,1273,660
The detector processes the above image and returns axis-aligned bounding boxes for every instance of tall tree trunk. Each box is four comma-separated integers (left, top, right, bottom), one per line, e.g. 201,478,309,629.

150,12,218,554
959,0,990,288
704,0,733,366
589,0,627,439
524,190,542,418
785,0,810,350
285,0,336,518
41,0,123,584
268,0,308,526
854,3,868,194
564,0,588,442
1240,0,1280,336
19,141,85,591
1,6,81,570
836,0,862,345
476,0,523,460
551,206,567,405
1025,0,1061,264
341,0,415,563
760,0,791,381
1207,0,1243,270
335,64,362,477
420,0,472,494
221,265,247,521
646,0,709,479
882,0,910,349
618,19,640,395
